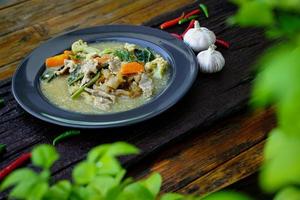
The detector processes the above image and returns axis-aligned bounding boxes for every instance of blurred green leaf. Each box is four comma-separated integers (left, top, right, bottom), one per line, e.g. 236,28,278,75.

252,44,300,136
72,161,96,185
117,182,154,200
0,169,37,191
69,185,90,200
260,129,300,192
88,175,117,197
202,191,252,200
264,0,300,12
251,44,300,105
274,186,300,200
140,173,162,197
87,142,139,163
28,182,49,200
44,180,72,200
160,193,184,200
96,155,123,176
32,144,59,169
228,1,274,26
115,169,126,184
9,179,39,199
267,13,300,38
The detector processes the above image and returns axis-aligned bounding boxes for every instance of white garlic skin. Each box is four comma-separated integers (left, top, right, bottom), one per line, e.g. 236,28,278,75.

197,45,225,73
183,21,216,52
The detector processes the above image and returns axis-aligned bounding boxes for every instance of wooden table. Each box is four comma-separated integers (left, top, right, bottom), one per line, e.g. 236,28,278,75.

0,0,276,198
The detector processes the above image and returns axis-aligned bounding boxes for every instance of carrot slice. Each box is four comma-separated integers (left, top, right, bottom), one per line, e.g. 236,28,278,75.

45,53,69,68
45,50,72,68
95,54,111,65
120,62,144,75
63,50,72,56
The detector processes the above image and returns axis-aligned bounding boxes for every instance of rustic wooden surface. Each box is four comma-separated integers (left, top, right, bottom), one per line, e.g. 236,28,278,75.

0,0,276,198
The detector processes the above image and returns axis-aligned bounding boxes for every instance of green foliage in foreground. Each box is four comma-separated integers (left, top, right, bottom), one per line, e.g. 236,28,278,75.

0,143,203,200
216,0,300,199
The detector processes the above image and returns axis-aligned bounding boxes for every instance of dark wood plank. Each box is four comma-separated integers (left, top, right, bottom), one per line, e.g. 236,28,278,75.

127,109,275,193
179,141,265,195
226,173,274,200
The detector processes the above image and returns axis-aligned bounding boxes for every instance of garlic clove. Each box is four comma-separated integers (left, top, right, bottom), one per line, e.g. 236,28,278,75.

183,20,216,52
197,45,225,73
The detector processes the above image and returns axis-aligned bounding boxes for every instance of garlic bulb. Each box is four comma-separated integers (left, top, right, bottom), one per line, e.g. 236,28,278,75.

183,20,216,52
197,45,225,73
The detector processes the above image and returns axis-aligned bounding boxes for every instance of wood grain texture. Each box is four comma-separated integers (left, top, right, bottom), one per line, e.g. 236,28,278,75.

128,109,275,193
179,141,265,195
0,0,194,78
0,0,28,10
0,0,274,198
0,0,96,36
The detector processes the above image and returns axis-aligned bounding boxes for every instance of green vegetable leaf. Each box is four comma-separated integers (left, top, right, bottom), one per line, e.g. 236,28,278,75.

9,179,37,199
32,144,59,169
265,0,300,12
0,169,37,191
87,144,111,162
140,173,162,197
96,155,123,176
72,161,96,185
67,68,84,86
114,49,132,62
115,169,126,184
87,142,139,163
69,185,90,200
88,175,117,196
105,142,140,157
28,181,49,200
202,191,252,200
118,182,154,200
134,48,155,63
44,180,72,200
41,69,57,83
228,1,274,26
160,193,184,200
274,186,300,200
267,13,300,39
260,128,300,192
100,48,114,55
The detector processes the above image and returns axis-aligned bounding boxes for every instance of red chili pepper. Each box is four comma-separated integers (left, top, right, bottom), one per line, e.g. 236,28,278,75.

170,33,183,40
160,12,185,29
181,19,196,37
0,153,31,181
216,39,230,49
185,9,201,19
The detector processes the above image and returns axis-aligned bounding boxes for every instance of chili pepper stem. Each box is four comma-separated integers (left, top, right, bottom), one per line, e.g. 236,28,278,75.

160,12,185,29
53,130,81,146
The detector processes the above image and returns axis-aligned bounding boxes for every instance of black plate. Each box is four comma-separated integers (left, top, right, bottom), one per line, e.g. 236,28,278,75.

12,25,198,128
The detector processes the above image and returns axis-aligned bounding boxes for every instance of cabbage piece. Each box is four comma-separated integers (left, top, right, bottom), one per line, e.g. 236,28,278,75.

145,57,168,79
71,40,100,54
